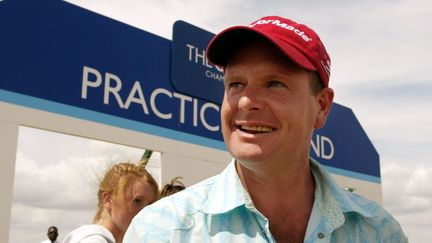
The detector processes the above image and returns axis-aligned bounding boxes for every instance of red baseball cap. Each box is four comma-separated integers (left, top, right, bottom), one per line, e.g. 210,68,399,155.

206,16,331,87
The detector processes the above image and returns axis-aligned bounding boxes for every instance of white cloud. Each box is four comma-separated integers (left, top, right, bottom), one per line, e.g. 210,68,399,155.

13,152,97,210
382,162,432,241
9,204,94,243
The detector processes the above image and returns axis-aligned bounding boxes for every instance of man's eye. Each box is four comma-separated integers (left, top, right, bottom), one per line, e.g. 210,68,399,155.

227,82,244,89
267,80,285,88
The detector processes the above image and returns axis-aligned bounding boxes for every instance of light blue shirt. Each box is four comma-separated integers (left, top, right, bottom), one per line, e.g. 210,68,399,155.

124,159,407,242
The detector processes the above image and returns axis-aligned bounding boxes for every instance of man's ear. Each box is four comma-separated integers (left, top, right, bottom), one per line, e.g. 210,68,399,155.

102,191,112,209
314,87,334,129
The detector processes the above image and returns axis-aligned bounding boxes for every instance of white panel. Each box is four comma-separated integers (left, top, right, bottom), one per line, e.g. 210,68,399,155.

0,120,19,243
161,152,229,187
178,140,231,164
0,102,180,155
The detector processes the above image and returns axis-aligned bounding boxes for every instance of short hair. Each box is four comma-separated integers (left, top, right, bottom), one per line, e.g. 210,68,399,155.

309,71,324,95
160,177,185,198
48,226,58,233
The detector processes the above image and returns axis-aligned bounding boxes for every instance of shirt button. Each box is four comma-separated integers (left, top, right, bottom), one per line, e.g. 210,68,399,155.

317,232,325,239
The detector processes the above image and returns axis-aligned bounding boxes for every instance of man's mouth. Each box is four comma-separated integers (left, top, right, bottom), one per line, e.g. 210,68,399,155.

239,125,274,133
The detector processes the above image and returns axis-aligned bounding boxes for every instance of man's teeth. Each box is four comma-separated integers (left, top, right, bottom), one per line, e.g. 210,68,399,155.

241,125,274,132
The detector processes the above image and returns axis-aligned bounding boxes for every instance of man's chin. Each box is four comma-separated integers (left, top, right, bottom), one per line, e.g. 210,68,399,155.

233,152,267,164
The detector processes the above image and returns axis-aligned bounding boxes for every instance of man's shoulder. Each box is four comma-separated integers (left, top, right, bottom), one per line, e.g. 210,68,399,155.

124,175,221,241
311,159,407,240
311,158,395,221
355,194,400,222
339,192,407,241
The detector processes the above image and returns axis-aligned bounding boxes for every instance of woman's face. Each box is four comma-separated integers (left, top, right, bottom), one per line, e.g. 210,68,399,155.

109,178,157,233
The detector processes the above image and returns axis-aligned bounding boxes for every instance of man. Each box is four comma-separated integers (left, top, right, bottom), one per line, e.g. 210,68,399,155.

124,16,407,242
41,226,59,243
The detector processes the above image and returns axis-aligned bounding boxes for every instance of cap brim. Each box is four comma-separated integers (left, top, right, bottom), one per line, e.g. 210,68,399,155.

207,26,316,71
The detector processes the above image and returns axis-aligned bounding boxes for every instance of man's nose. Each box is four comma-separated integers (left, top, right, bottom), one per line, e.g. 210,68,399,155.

238,87,265,111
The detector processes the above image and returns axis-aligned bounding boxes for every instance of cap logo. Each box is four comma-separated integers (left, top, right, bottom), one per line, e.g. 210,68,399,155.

249,19,313,42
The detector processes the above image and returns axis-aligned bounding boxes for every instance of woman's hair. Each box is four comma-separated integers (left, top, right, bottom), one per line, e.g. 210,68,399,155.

160,176,186,198
93,162,159,223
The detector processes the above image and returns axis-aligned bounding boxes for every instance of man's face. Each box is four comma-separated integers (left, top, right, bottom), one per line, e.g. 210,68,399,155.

221,41,332,165
47,227,58,241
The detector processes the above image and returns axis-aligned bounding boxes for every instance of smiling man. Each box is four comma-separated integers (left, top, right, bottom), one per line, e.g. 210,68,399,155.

124,16,407,243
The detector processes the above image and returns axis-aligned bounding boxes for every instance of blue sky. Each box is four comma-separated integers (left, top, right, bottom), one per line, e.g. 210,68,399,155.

8,0,432,242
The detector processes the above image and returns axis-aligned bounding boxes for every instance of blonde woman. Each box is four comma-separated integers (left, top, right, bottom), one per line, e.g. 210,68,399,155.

62,162,159,243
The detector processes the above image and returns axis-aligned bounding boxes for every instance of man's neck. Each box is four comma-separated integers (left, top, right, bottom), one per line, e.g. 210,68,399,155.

236,156,314,189
236,159,315,242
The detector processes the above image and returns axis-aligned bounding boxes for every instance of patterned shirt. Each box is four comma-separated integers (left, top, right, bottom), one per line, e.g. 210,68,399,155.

124,159,408,242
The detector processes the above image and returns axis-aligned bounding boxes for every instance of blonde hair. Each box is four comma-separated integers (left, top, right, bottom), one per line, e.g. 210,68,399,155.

93,162,159,223
160,176,185,198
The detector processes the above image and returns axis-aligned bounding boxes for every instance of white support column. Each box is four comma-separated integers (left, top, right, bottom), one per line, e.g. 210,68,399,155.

0,120,19,243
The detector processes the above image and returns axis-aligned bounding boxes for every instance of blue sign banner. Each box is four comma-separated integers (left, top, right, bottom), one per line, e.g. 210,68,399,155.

171,21,224,104
311,103,380,181
0,0,223,144
0,0,380,181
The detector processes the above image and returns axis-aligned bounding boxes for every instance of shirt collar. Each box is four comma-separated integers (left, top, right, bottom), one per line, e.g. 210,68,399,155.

201,159,248,215
201,157,378,220
310,158,377,218
306,158,379,240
